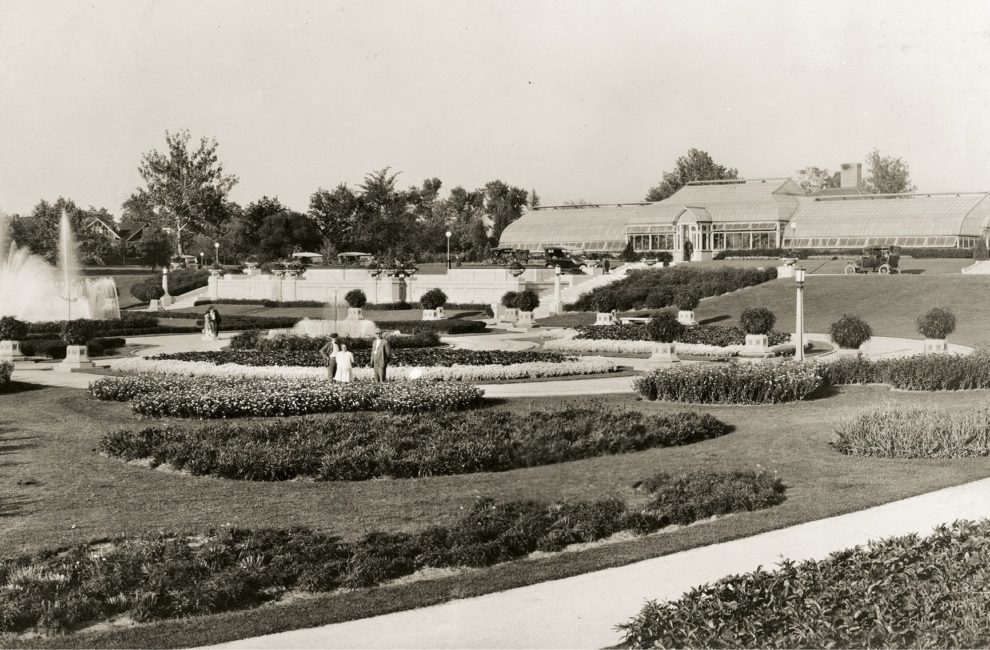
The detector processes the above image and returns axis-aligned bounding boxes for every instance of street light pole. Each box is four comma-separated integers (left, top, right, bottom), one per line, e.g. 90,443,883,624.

214,242,220,266
789,222,797,257
794,268,806,362
445,230,452,270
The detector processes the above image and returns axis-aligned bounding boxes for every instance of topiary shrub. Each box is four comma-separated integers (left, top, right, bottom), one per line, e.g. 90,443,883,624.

829,314,873,349
621,240,641,263
420,288,448,311
500,291,519,309
130,277,166,302
646,311,684,343
0,316,29,341
593,290,619,313
344,289,367,309
645,287,674,309
656,251,674,267
60,320,98,346
739,307,776,335
917,307,956,339
514,289,540,312
674,288,700,311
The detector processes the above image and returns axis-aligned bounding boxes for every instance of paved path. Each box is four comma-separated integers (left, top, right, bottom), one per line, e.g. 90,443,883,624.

207,476,990,650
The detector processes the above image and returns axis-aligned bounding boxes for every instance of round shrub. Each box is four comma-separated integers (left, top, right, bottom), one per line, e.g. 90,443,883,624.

593,290,618,313
646,311,684,343
0,316,29,341
501,291,519,309
420,288,448,311
829,314,872,349
61,319,97,346
130,277,166,302
917,307,956,340
645,287,674,309
344,289,367,309
674,288,700,311
739,307,776,335
514,289,540,312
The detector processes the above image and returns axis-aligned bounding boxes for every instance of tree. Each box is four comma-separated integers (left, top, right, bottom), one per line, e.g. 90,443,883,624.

483,180,528,244
13,198,113,265
645,148,739,201
138,226,174,269
308,184,360,250
795,167,840,195
256,211,322,261
529,188,540,209
128,130,238,254
862,149,916,194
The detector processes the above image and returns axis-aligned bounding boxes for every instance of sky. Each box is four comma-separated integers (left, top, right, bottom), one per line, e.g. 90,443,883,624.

1,0,990,217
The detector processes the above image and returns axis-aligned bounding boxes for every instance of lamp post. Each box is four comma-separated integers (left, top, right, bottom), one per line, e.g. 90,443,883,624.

789,222,797,257
794,268,806,362
445,230,452,270
553,264,562,314
214,242,220,266
199,252,204,269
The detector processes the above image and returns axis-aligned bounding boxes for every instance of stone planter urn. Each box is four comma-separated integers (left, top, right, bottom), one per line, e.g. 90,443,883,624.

244,262,260,276
209,268,224,277
0,340,25,362
649,342,679,364
516,310,535,328
502,307,519,323
422,309,441,321
148,299,163,311
924,338,948,354
59,345,94,371
739,333,772,358
677,310,697,326
346,307,364,321
595,312,617,326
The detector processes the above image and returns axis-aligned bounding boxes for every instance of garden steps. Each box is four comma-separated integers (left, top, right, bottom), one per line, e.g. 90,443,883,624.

162,286,210,310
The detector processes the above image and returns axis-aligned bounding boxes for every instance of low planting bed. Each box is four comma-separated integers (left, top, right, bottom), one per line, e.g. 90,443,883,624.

635,362,823,404
151,348,565,368
832,402,990,458
0,471,784,636
620,519,990,649
98,408,730,481
573,323,791,347
819,354,990,391
232,331,442,352
89,375,484,418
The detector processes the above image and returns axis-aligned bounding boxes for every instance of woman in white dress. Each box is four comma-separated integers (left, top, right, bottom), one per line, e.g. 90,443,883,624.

334,343,355,383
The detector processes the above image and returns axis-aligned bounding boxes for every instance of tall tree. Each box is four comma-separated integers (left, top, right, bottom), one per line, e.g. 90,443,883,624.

645,148,739,201
795,167,840,195
529,188,540,209
483,180,528,244
127,130,238,253
256,211,322,261
862,149,917,194
308,184,360,251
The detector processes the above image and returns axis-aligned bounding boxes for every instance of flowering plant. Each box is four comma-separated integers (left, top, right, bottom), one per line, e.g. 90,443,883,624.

635,361,822,404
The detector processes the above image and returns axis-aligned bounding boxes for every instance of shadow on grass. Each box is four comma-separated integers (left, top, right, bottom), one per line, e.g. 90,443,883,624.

899,269,926,274
0,381,47,395
805,384,842,401
698,314,732,325
0,495,34,518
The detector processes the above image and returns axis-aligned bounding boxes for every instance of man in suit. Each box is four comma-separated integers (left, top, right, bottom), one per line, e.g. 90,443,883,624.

371,330,391,382
319,333,340,381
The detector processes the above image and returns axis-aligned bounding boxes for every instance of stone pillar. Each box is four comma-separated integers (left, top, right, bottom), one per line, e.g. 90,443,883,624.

0,340,25,362
208,273,220,301
58,345,94,372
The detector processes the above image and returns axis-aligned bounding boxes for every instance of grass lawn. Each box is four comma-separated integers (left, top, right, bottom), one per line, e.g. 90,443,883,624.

162,304,489,322
688,257,972,274
4,382,990,647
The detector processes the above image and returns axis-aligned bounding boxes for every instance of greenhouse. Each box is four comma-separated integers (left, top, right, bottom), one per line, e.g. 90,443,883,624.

498,169,990,261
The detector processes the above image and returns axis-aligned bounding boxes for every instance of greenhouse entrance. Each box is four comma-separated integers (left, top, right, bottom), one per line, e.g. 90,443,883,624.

674,208,712,262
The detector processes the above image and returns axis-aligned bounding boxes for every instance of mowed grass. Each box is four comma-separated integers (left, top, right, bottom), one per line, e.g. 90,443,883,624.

160,303,488,322
4,383,990,647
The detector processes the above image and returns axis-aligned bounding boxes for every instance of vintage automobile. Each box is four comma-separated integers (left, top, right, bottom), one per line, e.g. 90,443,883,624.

490,247,530,265
844,246,901,274
543,246,584,271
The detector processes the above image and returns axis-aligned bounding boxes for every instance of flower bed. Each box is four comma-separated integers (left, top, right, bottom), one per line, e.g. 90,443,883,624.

819,354,990,391
89,375,484,417
110,355,619,383
545,338,743,357
0,361,11,387
149,348,567,368
99,408,730,481
620,520,990,648
635,362,823,404
254,332,442,352
832,403,990,458
575,323,791,347
0,471,784,635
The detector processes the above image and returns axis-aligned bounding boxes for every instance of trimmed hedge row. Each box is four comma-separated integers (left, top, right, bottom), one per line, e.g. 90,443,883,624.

98,408,730,481
576,323,791,347
635,362,822,404
131,269,209,301
250,332,441,352
570,267,777,312
149,348,568,369
0,361,11,387
0,471,785,634
89,375,485,417
19,337,126,360
819,354,990,391
26,314,159,335
620,520,990,648
713,246,974,260
193,298,327,307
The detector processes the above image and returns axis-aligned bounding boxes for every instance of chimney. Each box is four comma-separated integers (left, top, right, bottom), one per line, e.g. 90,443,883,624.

840,163,862,189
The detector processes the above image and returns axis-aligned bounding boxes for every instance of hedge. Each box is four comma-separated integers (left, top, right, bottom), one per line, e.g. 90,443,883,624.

713,247,974,260
130,269,209,302
831,402,990,458
19,337,126,360
576,323,791,347
570,267,777,312
0,471,784,634
149,348,567,369
27,314,159,334
98,408,730,481
819,354,990,391
193,298,328,308
0,361,11,387
252,332,441,352
620,520,990,648
635,362,823,404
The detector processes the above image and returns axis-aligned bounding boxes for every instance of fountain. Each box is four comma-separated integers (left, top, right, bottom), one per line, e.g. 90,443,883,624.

0,210,121,322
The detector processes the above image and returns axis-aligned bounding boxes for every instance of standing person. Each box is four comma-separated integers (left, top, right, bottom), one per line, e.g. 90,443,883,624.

333,343,354,383
371,330,391,382
603,258,611,275
319,333,340,382
208,307,222,338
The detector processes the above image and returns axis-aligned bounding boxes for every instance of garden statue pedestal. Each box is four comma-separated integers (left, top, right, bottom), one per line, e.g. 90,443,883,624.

739,334,772,358
834,347,863,358
0,340,25,362
148,299,163,311
777,258,797,279
244,262,260,276
649,342,679,364
502,308,519,324
422,309,441,321
346,307,364,321
595,312,617,326
924,339,948,354
58,345,94,372
677,310,697,326
516,310,535,329
160,293,173,307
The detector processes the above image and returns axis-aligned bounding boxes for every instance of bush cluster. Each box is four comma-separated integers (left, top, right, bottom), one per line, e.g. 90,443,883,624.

576,323,791,347
828,314,872,349
99,408,730,481
89,375,485,418
0,471,785,634
375,319,487,335
250,332,441,352
739,307,775,335
130,269,209,302
514,289,540,312
364,301,493,315
713,246,975,260
500,291,518,308
916,306,956,339
646,312,683,343
635,362,822,404
344,289,367,308
620,520,990,648
150,347,568,369
819,354,990,391
0,361,11,387
0,316,28,341
26,314,158,335
18,337,125,360
831,402,990,458
193,299,327,308
571,267,777,312
419,288,448,310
